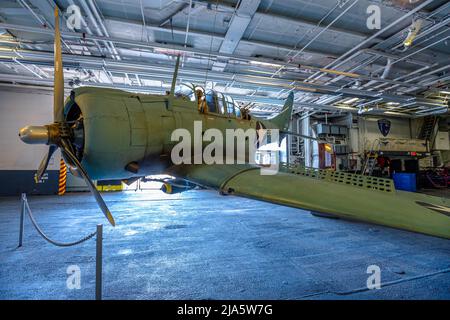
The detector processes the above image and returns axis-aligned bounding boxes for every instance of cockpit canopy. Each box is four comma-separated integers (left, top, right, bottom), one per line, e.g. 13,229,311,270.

175,83,242,118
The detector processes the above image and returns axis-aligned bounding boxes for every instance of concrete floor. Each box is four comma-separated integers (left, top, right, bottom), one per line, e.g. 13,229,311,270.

0,189,449,300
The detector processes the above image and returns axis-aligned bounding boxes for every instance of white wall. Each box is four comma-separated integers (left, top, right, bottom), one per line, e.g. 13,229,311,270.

0,86,61,170
358,116,415,151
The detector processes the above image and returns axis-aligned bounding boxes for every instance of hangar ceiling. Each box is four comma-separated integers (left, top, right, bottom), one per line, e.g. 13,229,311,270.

0,0,449,117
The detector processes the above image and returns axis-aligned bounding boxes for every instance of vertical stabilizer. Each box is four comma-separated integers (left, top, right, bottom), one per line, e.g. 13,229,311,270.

270,92,294,131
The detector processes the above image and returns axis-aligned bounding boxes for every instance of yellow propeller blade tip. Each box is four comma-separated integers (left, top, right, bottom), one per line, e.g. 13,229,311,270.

107,212,116,227
54,7,58,17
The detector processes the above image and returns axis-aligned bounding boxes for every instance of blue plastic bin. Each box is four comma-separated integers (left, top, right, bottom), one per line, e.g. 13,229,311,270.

392,173,416,192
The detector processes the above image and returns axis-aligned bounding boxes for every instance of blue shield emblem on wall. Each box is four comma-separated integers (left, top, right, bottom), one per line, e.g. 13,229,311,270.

377,119,391,137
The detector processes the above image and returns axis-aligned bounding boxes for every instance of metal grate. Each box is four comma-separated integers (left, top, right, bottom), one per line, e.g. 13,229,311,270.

280,163,395,193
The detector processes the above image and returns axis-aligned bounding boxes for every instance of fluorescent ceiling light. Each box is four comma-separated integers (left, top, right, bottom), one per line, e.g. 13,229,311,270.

250,60,282,68
387,102,400,105
357,107,373,114
343,97,359,104
440,91,450,95
384,111,404,115
336,105,355,110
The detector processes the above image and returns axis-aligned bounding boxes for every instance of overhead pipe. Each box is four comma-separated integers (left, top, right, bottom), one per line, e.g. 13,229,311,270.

403,19,423,49
306,0,437,82
363,48,432,67
370,28,450,91
0,76,441,117
86,0,121,60
14,0,93,80
67,0,104,55
78,0,118,60
12,1,443,89
18,0,104,84
16,0,74,54
361,58,393,89
324,45,435,87
0,58,430,114
378,64,450,92
18,0,104,81
336,22,449,88
0,73,292,108
0,22,323,70
1,21,431,91
371,65,435,90
382,58,393,79
327,35,447,89
0,49,446,110
184,0,193,47
1,32,446,112
403,74,450,94
197,0,382,41
392,16,450,51
12,58,44,79
4,18,432,90
270,0,359,78
101,17,336,60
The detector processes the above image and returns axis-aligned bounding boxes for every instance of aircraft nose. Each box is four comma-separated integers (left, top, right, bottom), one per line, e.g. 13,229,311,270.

18,125,49,144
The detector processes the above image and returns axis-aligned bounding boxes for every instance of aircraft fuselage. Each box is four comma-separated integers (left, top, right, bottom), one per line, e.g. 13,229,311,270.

66,87,277,180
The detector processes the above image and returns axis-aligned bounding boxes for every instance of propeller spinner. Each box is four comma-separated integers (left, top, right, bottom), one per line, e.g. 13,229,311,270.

18,8,115,227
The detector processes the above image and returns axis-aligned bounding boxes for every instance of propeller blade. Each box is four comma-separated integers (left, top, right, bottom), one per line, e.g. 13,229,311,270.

60,140,116,226
53,7,64,122
35,145,57,182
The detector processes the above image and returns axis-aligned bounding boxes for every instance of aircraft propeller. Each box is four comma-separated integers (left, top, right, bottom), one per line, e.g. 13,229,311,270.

18,8,115,226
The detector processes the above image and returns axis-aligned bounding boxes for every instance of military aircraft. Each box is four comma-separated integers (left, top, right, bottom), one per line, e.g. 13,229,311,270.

18,8,450,239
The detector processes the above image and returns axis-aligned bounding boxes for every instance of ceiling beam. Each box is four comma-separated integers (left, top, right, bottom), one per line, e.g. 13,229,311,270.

212,0,261,72
0,48,446,109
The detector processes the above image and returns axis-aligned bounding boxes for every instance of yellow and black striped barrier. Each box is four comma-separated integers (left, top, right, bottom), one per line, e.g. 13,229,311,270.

58,158,67,196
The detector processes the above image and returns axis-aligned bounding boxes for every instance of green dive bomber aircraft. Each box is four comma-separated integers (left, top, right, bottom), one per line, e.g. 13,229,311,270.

18,8,450,239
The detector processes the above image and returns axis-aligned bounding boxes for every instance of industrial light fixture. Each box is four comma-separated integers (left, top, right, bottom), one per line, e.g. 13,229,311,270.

358,107,373,114
336,105,355,110
387,102,400,105
403,19,423,48
249,60,282,68
343,97,359,104
440,91,450,95
384,111,404,115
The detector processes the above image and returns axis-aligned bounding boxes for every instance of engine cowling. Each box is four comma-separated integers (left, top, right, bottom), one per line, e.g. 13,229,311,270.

65,87,173,180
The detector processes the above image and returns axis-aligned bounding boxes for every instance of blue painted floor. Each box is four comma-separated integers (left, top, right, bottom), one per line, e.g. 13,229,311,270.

0,189,449,300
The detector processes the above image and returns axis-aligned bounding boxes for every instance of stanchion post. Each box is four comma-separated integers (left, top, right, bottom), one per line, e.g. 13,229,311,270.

18,193,25,248
95,224,103,300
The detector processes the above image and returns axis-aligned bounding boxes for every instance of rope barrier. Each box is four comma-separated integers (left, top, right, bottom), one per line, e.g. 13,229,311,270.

18,193,104,299
20,194,97,247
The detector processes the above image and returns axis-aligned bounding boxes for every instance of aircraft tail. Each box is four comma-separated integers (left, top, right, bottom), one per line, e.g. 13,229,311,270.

270,92,293,131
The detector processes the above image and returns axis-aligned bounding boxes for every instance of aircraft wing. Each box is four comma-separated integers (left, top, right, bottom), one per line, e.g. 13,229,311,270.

166,163,450,239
